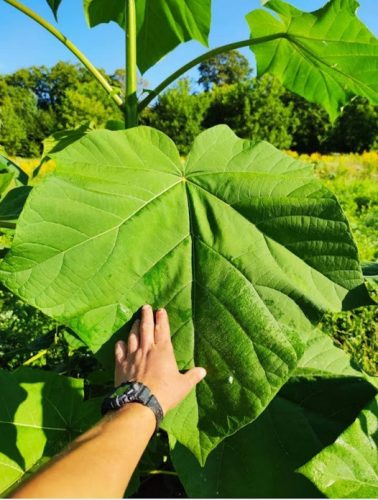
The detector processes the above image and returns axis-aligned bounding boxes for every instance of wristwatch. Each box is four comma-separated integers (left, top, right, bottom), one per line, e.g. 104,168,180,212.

101,381,164,430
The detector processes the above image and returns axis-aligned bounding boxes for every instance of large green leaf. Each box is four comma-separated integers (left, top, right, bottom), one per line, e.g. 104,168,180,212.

299,395,378,498
246,0,378,121
83,0,211,73
171,375,377,498
0,125,370,463
0,367,99,495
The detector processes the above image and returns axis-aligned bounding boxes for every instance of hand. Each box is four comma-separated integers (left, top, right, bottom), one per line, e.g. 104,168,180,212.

114,305,206,414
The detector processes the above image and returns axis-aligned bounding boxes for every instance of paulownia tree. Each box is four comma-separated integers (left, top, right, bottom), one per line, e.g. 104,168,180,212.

0,0,377,496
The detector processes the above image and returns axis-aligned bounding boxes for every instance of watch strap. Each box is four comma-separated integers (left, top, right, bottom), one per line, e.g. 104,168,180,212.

101,381,164,431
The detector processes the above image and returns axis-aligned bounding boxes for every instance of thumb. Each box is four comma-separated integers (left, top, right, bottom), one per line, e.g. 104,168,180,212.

183,367,207,389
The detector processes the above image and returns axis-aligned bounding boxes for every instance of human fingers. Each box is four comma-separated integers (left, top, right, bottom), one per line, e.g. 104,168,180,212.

115,340,127,365
183,367,207,391
128,319,140,354
140,304,155,351
154,308,171,344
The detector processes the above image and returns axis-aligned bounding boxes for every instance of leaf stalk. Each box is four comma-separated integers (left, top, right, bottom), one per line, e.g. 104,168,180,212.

23,349,48,366
125,0,138,128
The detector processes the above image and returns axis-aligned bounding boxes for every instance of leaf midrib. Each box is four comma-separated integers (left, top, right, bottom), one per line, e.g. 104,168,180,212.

285,34,376,97
287,33,377,47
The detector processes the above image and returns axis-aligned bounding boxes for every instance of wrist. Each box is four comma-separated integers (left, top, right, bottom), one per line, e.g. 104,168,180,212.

109,402,156,433
103,381,164,430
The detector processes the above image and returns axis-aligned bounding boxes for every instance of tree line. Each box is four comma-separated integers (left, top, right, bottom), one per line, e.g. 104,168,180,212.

0,51,377,157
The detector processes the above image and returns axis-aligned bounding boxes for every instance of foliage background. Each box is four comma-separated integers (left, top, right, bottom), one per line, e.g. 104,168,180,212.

1,56,377,157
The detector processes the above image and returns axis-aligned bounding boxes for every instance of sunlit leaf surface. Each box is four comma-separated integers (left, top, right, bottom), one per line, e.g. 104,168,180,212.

0,125,370,462
247,0,378,120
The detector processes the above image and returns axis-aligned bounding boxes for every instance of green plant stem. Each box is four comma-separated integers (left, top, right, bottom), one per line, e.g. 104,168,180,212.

138,33,286,111
3,0,123,110
23,349,48,366
140,470,178,476
125,0,138,128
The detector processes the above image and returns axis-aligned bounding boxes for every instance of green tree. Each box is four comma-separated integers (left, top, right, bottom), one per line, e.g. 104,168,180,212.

0,78,50,157
5,62,91,108
203,75,295,149
0,79,27,155
282,92,331,153
0,63,126,156
59,79,123,129
140,79,210,154
198,50,252,91
328,97,378,153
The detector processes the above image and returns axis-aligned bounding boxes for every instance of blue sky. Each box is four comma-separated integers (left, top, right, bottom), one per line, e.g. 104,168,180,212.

0,0,377,90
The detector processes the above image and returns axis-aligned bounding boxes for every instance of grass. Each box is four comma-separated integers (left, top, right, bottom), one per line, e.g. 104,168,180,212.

5,152,378,376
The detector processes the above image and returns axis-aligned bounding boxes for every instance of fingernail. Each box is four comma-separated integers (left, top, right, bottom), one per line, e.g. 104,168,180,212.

157,307,166,313
142,304,151,310
198,368,207,379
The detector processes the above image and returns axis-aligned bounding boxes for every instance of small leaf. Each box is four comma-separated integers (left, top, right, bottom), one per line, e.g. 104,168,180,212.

0,125,370,462
299,395,378,498
45,0,63,20
83,0,211,73
362,261,378,285
246,0,378,120
0,154,28,186
105,119,125,131
0,171,15,196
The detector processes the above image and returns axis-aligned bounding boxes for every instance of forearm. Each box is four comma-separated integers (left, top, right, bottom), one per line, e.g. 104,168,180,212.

11,305,205,497
11,403,155,499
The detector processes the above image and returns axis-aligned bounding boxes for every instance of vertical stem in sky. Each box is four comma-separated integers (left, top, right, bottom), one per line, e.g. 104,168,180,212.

125,0,138,128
